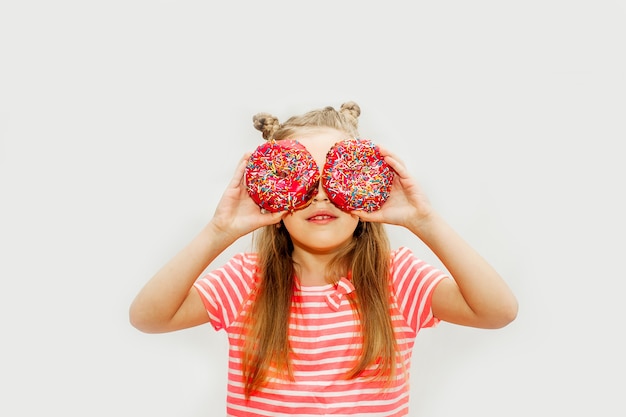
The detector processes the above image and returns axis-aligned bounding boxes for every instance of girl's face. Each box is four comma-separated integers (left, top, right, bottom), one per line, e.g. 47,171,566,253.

281,128,360,254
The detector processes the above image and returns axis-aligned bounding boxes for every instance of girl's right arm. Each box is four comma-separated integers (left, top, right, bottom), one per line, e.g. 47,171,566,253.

128,154,284,333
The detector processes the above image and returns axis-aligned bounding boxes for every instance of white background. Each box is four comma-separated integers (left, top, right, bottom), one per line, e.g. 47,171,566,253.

1,1,625,416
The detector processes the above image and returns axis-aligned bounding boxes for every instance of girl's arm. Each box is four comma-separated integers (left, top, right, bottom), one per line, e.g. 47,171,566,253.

129,154,284,333
407,212,518,329
353,148,518,329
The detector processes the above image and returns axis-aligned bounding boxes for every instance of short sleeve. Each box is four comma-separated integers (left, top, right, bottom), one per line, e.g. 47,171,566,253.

193,253,257,331
390,246,448,331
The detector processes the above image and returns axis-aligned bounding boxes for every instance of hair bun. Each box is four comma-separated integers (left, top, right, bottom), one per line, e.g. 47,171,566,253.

339,101,360,128
252,113,281,141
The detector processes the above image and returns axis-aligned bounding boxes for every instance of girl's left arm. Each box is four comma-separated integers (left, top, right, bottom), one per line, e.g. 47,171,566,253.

353,147,518,329
407,212,518,329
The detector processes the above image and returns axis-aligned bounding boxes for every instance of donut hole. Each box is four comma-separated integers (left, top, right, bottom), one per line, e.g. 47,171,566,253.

276,169,290,179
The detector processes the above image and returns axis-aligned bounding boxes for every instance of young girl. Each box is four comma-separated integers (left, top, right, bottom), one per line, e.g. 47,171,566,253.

129,101,518,416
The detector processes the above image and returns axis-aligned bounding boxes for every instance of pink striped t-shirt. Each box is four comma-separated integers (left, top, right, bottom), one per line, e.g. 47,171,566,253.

193,246,447,416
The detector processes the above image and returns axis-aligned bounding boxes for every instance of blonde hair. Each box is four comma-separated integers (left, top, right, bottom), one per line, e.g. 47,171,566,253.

253,101,361,141
243,102,397,397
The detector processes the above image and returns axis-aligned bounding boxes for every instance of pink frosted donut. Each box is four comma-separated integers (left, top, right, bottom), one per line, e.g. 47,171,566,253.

245,139,320,212
322,138,394,212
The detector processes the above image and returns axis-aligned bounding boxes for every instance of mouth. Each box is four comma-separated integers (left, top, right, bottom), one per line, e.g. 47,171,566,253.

306,211,337,222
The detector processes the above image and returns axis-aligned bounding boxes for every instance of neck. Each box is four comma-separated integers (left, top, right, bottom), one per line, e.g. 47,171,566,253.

291,249,336,286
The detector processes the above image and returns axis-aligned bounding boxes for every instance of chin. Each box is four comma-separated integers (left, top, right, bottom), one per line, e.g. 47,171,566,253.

298,235,355,254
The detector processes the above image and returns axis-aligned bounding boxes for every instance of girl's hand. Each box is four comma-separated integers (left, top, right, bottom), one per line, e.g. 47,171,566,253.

210,153,286,240
352,146,433,230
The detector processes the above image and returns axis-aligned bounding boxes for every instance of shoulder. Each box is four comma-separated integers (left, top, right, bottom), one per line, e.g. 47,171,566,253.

389,246,417,268
388,246,448,290
230,252,259,269
198,252,259,286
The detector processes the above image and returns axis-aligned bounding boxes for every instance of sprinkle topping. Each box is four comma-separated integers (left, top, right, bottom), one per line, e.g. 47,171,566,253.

245,139,320,212
322,138,394,212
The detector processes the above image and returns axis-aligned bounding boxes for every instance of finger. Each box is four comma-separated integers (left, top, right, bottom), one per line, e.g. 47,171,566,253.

228,153,251,188
377,145,405,165
257,210,288,228
269,210,288,223
350,209,383,223
376,146,409,175
385,154,414,180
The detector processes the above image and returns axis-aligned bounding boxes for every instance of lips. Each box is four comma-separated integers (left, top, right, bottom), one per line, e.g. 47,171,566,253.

309,215,334,221
306,210,337,222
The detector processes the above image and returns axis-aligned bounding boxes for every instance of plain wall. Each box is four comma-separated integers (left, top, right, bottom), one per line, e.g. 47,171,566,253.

1,1,624,416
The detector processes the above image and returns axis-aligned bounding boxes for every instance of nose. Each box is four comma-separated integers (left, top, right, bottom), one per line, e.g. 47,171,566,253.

312,182,329,203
